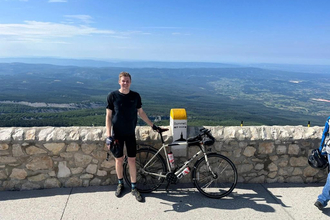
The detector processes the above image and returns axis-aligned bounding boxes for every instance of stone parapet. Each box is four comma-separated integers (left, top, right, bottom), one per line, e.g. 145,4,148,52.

0,126,327,191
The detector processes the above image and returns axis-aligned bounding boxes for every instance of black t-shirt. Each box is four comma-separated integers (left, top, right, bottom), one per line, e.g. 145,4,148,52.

106,90,142,136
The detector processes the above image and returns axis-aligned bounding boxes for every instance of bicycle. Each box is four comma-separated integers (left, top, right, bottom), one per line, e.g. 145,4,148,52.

123,127,238,199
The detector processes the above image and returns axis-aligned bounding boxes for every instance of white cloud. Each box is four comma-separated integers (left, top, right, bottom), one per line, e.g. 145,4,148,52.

64,15,94,24
0,21,115,41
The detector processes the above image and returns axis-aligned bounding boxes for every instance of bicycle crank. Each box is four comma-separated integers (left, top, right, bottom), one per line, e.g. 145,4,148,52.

166,172,178,184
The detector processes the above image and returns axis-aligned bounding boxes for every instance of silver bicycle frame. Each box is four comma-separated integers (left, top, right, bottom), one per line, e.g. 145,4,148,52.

141,142,216,178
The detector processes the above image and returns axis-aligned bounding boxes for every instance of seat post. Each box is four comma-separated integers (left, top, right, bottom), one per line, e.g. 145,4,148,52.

159,132,165,144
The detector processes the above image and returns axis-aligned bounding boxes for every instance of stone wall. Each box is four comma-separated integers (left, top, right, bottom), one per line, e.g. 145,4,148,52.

0,126,327,191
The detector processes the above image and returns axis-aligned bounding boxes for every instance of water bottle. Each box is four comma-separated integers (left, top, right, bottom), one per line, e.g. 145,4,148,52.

168,151,175,169
178,167,190,179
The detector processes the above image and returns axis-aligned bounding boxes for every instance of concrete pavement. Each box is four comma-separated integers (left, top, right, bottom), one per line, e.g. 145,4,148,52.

0,183,329,220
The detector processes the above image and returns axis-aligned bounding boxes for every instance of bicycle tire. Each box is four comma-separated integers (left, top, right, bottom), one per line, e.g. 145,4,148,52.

192,153,237,199
123,147,167,193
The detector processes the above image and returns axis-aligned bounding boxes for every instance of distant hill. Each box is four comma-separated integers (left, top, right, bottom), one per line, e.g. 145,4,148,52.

247,63,330,74
0,57,329,74
0,57,240,69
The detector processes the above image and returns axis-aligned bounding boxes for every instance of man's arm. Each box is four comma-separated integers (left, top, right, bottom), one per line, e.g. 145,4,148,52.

106,109,113,137
137,108,154,127
319,117,330,151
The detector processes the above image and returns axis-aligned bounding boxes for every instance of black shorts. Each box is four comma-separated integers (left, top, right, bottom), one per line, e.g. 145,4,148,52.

111,134,137,158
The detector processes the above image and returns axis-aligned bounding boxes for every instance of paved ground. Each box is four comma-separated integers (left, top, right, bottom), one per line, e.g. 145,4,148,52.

0,183,329,220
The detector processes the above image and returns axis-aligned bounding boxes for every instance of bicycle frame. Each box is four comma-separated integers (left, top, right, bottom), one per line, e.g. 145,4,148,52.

141,132,214,179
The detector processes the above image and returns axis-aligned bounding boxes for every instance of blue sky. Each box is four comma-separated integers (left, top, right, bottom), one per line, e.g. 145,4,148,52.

0,0,329,65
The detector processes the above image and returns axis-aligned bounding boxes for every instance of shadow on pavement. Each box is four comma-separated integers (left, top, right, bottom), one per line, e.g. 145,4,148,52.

1,183,330,217
144,185,276,213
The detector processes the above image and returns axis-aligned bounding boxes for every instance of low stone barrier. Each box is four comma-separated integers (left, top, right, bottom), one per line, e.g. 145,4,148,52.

0,126,327,191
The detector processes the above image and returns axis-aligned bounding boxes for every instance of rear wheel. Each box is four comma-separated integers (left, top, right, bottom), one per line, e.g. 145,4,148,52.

123,147,167,193
192,153,237,199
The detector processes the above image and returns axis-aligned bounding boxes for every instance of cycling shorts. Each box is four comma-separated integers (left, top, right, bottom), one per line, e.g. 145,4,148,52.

111,134,137,158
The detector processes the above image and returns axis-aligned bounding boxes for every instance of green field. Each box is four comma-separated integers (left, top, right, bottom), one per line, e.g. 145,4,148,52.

1,63,329,127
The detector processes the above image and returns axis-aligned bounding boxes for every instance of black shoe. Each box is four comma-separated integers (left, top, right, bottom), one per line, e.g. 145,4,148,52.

115,184,124,197
131,188,143,202
314,200,324,210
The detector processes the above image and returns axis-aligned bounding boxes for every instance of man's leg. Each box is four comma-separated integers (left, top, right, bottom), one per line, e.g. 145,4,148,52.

315,154,330,209
128,156,142,202
114,156,125,197
126,135,142,202
127,157,136,183
115,156,125,179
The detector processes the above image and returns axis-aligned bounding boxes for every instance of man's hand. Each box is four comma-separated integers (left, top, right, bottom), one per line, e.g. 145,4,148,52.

106,136,114,146
152,124,160,132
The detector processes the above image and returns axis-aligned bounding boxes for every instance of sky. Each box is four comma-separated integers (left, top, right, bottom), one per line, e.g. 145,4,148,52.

0,0,329,65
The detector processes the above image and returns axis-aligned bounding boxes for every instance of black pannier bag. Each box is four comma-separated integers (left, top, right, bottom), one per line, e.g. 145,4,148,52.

308,149,328,169
202,137,215,146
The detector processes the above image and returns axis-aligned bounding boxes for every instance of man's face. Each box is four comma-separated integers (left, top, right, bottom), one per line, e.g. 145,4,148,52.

119,76,131,90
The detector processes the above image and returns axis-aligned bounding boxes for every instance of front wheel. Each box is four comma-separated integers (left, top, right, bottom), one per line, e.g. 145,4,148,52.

123,147,167,193
192,153,237,199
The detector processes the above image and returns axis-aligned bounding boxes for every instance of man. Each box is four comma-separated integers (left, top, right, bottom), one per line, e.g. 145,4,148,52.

314,116,330,210
105,71,158,202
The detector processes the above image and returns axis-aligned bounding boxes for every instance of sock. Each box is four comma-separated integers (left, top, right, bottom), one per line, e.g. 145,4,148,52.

118,178,124,185
131,182,136,190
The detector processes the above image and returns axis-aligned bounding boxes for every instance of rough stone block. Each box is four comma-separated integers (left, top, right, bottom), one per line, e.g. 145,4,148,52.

82,144,97,155
303,166,318,177
67,143,80,152
101,160,115,169
258,142,275,154
22,182,41,190
288,144,300,155
44,178,61,188
286,176,303,183
74,153,92,167
289,157,308,167
67,128,80,141
276,145,287,154
25,129,36,141
97,170,107,176
57,161,71,178
44,143,65,155
0,156,17,164
12,128,24,141
268,162,278,172
71,167,84,175
26,156,53,171
90,178,101,186
0,128,13,142
12,144,25,157
0,170,8,179
28,173,48,182
10,168,27,180
80,174,94,179
53,128,67,141
0,143,9,151
86,164,97,174
65,176,82,187
26,146,47,155
38,127,55,141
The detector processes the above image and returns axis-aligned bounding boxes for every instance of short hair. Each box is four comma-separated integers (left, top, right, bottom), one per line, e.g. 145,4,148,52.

119,71,131,81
